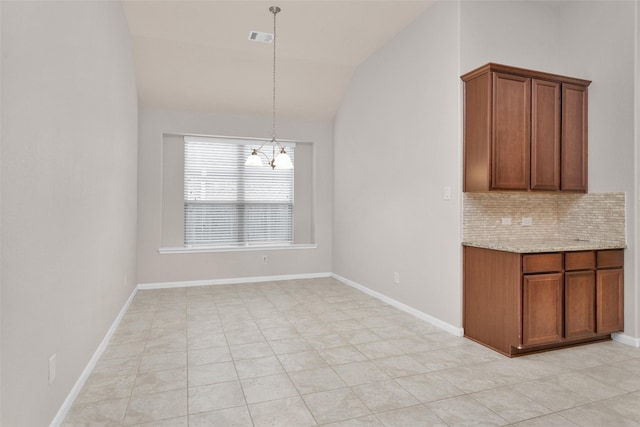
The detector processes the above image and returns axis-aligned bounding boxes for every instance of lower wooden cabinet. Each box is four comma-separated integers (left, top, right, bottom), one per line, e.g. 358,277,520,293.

565,270,596,338
522,273,563,346
597,268,624,333
463,246,624,356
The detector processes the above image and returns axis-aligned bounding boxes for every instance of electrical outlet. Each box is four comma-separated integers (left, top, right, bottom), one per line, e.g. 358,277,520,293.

521,217,532,226
261,255,268,264
393,272,400,284
501,217,512,225
49,354,56,385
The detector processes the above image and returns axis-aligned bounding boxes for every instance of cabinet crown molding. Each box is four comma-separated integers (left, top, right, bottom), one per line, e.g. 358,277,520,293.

461,62,592,87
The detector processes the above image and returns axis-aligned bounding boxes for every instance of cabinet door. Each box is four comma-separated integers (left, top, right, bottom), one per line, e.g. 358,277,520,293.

565,271,596,338
492,73,531,190
531,79,561,191
561,83,588,192
596,268,624,333
523,273,563,346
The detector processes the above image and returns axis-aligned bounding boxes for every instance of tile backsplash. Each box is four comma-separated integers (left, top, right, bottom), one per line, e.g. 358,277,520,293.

463,192,625,244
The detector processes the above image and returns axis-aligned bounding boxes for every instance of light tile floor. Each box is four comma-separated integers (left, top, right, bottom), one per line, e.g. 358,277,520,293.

62,277,640,426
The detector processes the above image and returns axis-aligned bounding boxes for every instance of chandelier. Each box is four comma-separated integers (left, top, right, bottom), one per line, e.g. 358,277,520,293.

245,6,293,170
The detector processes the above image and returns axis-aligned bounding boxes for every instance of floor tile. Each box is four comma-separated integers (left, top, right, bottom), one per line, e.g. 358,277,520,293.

127,416,188,427
322,415,383,426
355,340,405,359
123,389,188,425
229,341,274,360
374,404,447,426
558,398,640,426
224,328,266,346
91,356,140,378
305,333,348,350
329,319,366,332
471,386,551,423
278,350,328,372
269,337,314,355
303,387,371,425
188,406,253,427
395,372,463,403
188,346,232,366
602,391,640,422
234,354,284,379
61,398,129,426
614,357,640,375
249,396,317,427
351,379,419,412
187,332,227,350
512,378,590,412
551,371,626,401
240,373,299,404
261,325,302,341
319,345,368,365
132,368,187,395
581,364,640,392
373,355,430,378
388,336,434,353
139,351,187,373
339,329,382,345
188,361,237,386
75,374,135,403
110,329,149,346
188,380,245,414
333,361,390,386
144,337,187,355
289,366,347,394
436,364,517,393
426,395,508,426
101,341,146,360
510,413,578,426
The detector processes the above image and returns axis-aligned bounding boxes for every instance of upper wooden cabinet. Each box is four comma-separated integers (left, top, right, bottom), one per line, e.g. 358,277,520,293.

462,63,591,192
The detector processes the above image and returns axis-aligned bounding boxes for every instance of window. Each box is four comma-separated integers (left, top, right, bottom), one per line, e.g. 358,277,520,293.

183,136,294,246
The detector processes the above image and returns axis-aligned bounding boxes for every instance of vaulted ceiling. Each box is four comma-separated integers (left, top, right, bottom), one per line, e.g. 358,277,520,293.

122,1,433,122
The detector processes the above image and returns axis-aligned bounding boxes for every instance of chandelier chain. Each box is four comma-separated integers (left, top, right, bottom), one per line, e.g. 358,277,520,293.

271,6,278,141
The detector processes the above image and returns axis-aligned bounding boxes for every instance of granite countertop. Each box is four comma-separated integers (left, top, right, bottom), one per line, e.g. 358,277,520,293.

462,238,626,253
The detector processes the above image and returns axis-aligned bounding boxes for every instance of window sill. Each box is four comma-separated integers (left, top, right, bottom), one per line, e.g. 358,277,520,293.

158,243,318,254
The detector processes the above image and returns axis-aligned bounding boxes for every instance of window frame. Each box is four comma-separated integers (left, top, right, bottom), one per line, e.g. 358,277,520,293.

183,135,295,247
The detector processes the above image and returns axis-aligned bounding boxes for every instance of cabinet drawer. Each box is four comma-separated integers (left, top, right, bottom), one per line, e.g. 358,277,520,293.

597,250,624,269
523,253,563,273
565,251,595,271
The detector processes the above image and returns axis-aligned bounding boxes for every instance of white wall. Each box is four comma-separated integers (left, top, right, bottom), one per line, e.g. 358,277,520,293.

0,1,3,419
137,109,333,285
333,1,463,329
0,2,138,425
460,0,638,338
635,0,639,340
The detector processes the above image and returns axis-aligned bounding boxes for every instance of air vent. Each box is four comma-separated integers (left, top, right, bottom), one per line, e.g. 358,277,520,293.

249,31,273,43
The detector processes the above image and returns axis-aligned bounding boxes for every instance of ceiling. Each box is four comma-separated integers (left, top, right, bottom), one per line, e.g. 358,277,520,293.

121,1,433,122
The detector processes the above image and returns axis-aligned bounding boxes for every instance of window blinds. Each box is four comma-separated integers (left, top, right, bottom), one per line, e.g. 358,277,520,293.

184,137,294,246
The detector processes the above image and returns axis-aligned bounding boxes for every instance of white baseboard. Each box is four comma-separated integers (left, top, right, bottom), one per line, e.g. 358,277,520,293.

612,332,640,348
331,273,464,337
137,272,333,290
49,287,138,427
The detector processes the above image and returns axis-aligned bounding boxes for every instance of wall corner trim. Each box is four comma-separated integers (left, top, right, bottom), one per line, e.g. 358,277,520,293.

612,332,640,348
49,287,138,427
331,273,464,338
